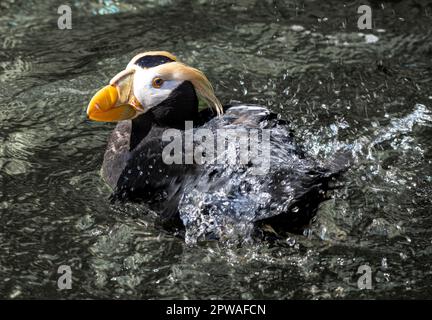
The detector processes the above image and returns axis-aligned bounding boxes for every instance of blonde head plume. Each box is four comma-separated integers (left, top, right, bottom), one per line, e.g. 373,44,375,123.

153,61,223,116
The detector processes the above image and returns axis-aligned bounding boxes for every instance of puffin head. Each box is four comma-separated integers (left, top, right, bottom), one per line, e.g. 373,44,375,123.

86,51,222,124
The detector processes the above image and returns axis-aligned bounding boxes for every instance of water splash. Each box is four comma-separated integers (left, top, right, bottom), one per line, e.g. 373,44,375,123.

179,104,431,245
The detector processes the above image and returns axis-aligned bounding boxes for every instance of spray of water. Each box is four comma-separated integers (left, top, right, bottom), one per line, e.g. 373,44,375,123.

179,104,431,245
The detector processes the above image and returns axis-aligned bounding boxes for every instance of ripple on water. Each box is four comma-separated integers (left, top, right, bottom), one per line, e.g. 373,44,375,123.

1,0,432,299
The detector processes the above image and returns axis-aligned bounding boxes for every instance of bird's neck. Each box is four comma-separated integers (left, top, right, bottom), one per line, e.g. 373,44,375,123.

129,81,199,151
130,113,153,151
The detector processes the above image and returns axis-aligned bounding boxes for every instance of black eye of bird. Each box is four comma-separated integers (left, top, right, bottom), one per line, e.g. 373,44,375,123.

152,77,164,88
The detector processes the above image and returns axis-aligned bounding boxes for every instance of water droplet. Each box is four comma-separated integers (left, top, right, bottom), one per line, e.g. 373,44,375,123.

286,237,296,246
381,257,388,269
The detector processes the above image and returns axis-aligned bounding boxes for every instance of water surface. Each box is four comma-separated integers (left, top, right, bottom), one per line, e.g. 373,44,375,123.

1,0,432,299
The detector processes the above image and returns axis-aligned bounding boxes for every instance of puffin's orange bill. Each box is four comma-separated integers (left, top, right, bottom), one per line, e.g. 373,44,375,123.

86,85,136,122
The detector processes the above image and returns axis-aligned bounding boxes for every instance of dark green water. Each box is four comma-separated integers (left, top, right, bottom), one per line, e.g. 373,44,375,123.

1,0,432,299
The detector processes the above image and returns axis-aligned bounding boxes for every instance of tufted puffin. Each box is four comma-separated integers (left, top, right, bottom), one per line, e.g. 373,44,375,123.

86,51,348,240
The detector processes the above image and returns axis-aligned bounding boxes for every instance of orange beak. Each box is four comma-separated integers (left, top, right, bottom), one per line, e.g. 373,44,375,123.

86,69,144,122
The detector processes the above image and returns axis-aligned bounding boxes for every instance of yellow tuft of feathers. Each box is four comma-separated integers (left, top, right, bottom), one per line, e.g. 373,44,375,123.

155,62,223,116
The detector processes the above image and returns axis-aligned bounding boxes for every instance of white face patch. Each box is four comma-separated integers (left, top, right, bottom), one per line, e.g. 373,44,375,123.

132,68,183,110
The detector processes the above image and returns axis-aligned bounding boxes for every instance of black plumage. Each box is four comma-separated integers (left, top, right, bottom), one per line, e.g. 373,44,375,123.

134,54,175,69
101,81,348,239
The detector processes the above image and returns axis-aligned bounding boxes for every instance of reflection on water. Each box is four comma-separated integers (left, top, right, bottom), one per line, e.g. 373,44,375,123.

1,0,432,298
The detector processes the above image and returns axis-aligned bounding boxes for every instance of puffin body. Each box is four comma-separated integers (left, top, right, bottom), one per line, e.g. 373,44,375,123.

87,51,346,239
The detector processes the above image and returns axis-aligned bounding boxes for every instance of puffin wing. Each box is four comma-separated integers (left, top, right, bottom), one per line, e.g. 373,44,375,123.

177,104,347,235
101,121,132,189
